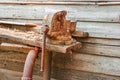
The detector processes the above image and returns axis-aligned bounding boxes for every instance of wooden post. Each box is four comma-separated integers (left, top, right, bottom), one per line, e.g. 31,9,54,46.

43,50,52,80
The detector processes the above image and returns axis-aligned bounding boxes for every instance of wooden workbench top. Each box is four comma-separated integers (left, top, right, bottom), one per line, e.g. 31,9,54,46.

0,28,82,53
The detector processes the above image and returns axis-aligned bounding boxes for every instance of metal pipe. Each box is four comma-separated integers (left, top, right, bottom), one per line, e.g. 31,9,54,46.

21,47,40,80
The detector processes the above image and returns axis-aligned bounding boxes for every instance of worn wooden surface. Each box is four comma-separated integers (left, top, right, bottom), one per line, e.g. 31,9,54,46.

0,69,56,80
0,4,120,22
0,1,120,80
76,42,120,57
77,37,120,46
0,20,37,27
0,0,119,2
0,3,120,39
53,53,120,76
0,43,34,53
77,22,120,39
52,67,120,80
0,49,120,80
0,28,81,53
0,50,120,80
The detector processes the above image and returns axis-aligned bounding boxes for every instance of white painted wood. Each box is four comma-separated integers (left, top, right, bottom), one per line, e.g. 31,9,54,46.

70,53,120,76
0,2,95,5
0,19,42,23
77,22,120,39
98,2,120,5
0,0,119,2
0,4,46,20
78,38,120,46
0,4,120,22
77,43,120,57
54,53,120,76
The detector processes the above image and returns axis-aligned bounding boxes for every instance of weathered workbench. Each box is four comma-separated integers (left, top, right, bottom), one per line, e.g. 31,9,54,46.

0,27,82,80
0,28,81,53
0,10,88,80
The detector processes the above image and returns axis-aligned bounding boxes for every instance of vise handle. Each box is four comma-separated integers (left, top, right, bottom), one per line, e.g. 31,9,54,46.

40,25,49,72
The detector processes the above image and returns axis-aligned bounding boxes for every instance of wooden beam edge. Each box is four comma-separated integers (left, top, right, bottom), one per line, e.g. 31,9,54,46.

0,28,82,53
0,1,120,6
0,2,96,5
0,43,34,53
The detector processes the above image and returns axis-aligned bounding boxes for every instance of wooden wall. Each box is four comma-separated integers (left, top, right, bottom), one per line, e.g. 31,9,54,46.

0,1,120,80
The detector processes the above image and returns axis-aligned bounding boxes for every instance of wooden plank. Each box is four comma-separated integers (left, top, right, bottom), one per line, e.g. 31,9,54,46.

52,0,120,1
0,0,119,2
0,59,43,78
52,0,120,2
0,19,42,23
0,20,37,27
77,43,120,57
0,69,44,80
77,22,120,39
0,43,34,53
0,0,26,1
0,37,22,44
0,28,81,53
1,50,120,80
0,69,56,80
0,58,24,72
0,50,41,75
0,4,45,20
98,2,120,6
52,67,120,80
0,51,27,61
0,49,41,68
0,4,120,22
0,53,120,80
76,37,120,46
0,0,48,2
0,1,95,5
53,0,120,1
53,53,120,76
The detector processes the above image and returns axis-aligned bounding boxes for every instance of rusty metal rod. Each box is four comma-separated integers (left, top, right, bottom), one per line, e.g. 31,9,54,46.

21,47,40,80
40,26,46,72
43,51,52,80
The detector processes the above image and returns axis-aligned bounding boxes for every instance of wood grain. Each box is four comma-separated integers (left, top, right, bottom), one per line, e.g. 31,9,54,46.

0,28,81,53
0,43,34,53
77,22,120,39
0,4,120,22
0,1,120,79
77,43,120,57
52,67,120,80
0,0,119,2
0,50,120,80
0,69,44,80
53,53,120,76
77,37,120,46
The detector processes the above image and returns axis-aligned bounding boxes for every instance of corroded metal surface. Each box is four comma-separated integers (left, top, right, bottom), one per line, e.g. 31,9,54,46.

21,47,40,80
